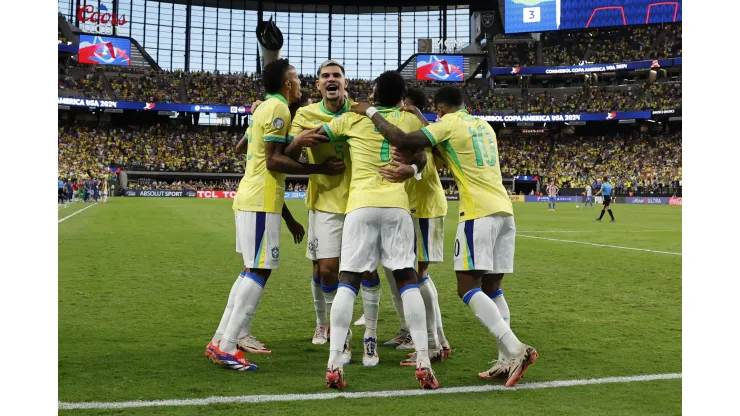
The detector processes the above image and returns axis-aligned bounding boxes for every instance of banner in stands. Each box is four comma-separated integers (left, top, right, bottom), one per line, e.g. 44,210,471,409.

58,97,251,114
509,195,525,202
57,96,658,123
514,175,539,181
474,111,653,122
525,195,583,203
489,59,677,75
195,190,307,199
624,197,671,204
123,190,196,197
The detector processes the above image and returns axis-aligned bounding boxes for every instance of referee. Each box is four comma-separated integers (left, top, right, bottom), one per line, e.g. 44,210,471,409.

595,177,615,223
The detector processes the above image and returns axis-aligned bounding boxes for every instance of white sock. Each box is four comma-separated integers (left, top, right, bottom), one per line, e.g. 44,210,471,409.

238,294,262,339
211,273,244,345
220,273,265,354
464,289,523,358
361,279,381,342
426,276,448,346
383,266,408,331
418,277,440,351
490,289,510,361
401,285,430,368
328,285,356,368
311,275,328,326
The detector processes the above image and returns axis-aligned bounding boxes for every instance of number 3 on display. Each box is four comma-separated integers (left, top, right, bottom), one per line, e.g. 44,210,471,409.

523,7,541,23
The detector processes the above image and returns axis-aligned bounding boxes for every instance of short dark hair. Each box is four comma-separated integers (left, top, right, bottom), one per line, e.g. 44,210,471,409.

406,88,427,112
603,176,609,182
433,86,464,108
374,71,406,107
263,59,291,94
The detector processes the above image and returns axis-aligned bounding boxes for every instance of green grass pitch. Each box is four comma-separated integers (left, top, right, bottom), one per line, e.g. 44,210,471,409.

58,198,681,415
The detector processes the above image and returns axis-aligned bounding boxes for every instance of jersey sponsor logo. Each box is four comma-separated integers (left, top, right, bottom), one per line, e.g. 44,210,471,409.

273,117,285,130
308,237,318,254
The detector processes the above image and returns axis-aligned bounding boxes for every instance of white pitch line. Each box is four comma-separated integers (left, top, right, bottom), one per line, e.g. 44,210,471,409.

58,203,98,223
58,373,681,410
518,234,681,255
519,229,681,233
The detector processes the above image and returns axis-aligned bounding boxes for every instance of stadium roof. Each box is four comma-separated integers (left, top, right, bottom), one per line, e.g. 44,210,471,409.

154,0,475,14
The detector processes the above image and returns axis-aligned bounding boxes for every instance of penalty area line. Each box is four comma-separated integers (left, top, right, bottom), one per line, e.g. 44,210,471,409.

518,234,681,255
58,203,98,223
58,373,681,410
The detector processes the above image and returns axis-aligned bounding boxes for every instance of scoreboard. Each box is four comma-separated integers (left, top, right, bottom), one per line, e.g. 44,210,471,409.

504,0,682,34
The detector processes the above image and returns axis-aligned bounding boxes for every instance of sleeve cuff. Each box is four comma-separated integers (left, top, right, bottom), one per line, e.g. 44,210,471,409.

421,127,437,146
264,136,287,143
286,135,294,143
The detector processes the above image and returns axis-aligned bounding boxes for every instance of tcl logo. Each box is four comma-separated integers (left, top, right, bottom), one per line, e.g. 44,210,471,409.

196,190,236,199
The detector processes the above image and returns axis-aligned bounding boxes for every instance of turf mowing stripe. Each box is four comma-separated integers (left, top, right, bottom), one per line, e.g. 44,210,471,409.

58,373,681,410
58,203,98,224
518,234,681,255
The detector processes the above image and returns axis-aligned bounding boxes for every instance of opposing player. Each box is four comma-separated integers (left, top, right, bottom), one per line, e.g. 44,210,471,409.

316,71,439,390
595,176,615,222
583,183,594,208
546,180,559,211
352,86,538,388
205,59,343,371
380,87,451,360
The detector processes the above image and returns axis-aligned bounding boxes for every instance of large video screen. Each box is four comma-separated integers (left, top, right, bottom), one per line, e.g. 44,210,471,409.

504,0,682,34
78,35,131,66
416,55,464,82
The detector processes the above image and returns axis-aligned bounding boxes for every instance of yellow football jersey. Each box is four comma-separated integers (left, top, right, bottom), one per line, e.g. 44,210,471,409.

233,94,291,213
288,100,351,214
421,109,513,222
405,148,447,219
323,108,423,214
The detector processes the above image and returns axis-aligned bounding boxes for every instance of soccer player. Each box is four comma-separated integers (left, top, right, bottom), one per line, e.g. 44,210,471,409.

317,71,439,390
546,180,559,211
380,87,451,360
595,176,615,222
206,59,344,371
352,86,538,388
285,60,354,349
101,177,108,203
92,178,100,202
583,183,594,208
58,176,65,204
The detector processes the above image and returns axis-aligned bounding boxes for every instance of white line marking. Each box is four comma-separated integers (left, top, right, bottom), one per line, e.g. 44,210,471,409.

58,373,681,410
518,234,681,255
518,230,680,233
58,203,98,223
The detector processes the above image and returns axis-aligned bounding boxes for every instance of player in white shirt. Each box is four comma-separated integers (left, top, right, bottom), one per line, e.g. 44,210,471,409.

582,184,594,208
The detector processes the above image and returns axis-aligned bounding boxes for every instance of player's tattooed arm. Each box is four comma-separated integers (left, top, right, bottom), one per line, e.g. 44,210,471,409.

350,103,430,149
266,141,345,175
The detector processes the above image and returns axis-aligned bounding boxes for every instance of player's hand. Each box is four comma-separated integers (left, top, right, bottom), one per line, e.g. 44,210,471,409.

400,105,422,116
391,146,414,165
318,157,345,176
350,102,372,115
285,219,305,244
293,127,329,147
379,160,415,183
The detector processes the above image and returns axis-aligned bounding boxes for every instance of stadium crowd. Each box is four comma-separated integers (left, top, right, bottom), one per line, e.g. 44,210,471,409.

544,131,682,195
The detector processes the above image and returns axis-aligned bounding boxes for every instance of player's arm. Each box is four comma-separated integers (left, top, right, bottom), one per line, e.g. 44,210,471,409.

379,148,427,183
281,203,305,244
350,103,431,150
595,188,603,196
264,107,342,175
401,105,430,127
284,113,325,160
235,129,249,154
